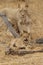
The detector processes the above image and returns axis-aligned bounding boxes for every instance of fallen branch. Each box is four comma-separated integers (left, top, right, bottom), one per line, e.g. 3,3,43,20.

0,13,20,38
5,49,43,56
35,38,43,44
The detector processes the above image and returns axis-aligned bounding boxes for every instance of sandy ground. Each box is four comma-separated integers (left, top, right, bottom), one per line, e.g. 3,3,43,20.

0,0,43,65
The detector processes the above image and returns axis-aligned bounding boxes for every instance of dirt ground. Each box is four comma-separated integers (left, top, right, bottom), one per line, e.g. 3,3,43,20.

0,0,43,65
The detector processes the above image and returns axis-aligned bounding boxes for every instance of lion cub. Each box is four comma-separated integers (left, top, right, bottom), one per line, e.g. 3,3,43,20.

5,33,31,55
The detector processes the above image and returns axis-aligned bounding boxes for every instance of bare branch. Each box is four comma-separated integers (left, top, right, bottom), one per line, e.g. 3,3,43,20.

0,13,20,38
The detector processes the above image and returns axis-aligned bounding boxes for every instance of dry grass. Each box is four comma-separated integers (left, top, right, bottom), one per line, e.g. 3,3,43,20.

0,0,43,65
